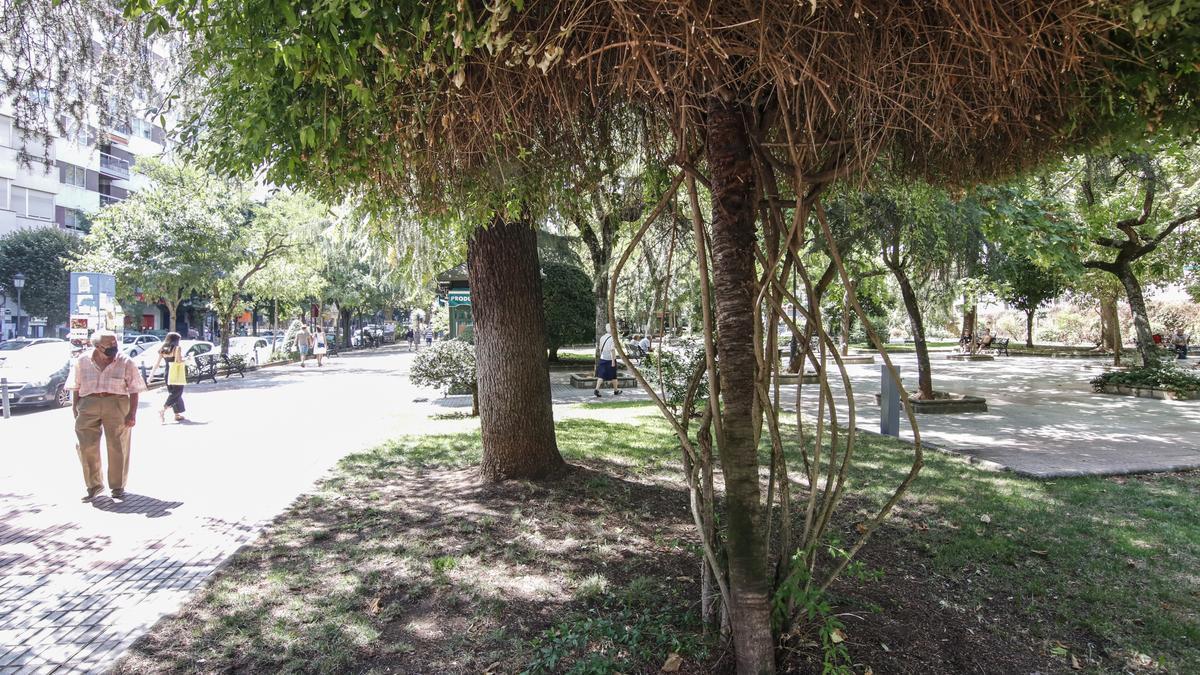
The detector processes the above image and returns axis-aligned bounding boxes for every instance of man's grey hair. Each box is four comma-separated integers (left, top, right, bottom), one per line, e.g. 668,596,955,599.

91,329,118,346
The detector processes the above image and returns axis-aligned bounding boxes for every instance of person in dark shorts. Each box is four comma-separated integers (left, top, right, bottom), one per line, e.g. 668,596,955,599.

594,330,622,397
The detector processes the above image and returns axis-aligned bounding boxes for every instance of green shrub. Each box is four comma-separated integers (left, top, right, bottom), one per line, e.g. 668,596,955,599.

542,262,594,361
1091,365,1200,393
410,339,478,414
644,339,708,417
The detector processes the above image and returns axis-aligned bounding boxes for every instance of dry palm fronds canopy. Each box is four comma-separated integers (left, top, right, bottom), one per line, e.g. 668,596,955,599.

404,0,1123,186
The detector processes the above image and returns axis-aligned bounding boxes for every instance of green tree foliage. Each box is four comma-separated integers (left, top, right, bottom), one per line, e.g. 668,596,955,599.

74,159,242,331
0,227,82,328
987,253,1067,347
243,192,331,310
542,262,594,361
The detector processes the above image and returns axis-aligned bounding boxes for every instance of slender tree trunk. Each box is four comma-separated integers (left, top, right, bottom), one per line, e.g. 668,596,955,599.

340,307,352,348
841,281,853,356
1119,264,1158,367
469,216,565,481
706,100,775,675
891,265,935,400
962,300,976,341
164,299,178,335
1025,310,1035,348
593,267,609,351
1108,300,1123,366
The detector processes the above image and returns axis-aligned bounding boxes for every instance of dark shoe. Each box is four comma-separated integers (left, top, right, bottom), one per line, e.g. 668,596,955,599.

594,390,601,398
81,486,103,502
614,390,623,396
111,488,126,500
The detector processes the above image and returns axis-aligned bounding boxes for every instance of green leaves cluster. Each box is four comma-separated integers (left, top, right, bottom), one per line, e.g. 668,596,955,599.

0,228,83,326
541,262,593,359
1091,364,1200,394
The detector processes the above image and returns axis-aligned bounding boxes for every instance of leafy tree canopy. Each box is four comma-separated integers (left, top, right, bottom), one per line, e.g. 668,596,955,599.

0,227,83,326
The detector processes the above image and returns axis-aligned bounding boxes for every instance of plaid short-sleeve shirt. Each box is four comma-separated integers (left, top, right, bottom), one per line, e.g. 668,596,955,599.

66,352,148,397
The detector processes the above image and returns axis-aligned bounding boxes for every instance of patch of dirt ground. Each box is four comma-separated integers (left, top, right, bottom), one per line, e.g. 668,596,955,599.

115,458,1074,674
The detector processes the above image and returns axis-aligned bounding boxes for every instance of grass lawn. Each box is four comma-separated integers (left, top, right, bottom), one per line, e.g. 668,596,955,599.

114,410,1199,674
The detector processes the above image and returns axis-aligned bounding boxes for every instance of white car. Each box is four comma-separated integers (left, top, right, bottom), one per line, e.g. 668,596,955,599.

120,334,161,360
228,336,272,367
132,340,216,382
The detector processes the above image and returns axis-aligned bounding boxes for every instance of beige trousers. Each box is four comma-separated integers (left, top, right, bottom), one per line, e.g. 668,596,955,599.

75,395,131,491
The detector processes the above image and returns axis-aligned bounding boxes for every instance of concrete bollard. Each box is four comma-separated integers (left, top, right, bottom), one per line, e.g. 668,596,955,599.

1,377,10,419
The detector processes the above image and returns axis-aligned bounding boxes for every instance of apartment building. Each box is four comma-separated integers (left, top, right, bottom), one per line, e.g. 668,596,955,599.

0,109,169,338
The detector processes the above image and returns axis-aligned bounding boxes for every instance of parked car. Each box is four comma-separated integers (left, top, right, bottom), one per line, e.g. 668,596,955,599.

132,340,216,382
122,334,162,349
0,342,75,408
0,338,66,366
228,336,273,367
120,334,162,360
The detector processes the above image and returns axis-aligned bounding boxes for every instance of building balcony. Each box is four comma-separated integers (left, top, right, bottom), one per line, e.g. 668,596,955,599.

98,152,130,179
99,193,125,206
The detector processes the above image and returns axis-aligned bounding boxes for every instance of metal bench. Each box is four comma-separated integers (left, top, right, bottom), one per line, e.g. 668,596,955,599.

189,354,219,384
983,337,1010,356
220,354,247,378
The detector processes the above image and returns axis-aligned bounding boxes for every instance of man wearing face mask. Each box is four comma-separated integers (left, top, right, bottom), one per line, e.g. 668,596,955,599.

67,330,147,502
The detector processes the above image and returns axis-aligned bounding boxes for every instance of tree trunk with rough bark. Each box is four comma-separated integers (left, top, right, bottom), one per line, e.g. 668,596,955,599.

593,267,609,349
468,217,565,482
1099,295,1123,365
340,307,353,348
164,299,178,335
962,301,977,345
705,100,775,675
890,265,935,400
1119,265,1159,367
1025,310,1035,348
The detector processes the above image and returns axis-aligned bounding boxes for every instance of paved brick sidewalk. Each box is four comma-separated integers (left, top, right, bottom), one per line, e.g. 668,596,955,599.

0,348,648,673
0,348,451,674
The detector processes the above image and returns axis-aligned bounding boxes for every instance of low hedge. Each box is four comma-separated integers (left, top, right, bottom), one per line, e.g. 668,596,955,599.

1091,365,1200,394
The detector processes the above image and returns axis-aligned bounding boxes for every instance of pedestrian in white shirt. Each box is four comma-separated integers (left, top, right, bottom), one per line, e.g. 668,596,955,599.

594,330,622,397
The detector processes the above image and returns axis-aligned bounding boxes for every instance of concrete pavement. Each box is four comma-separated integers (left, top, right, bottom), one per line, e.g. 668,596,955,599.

788,352,1200,477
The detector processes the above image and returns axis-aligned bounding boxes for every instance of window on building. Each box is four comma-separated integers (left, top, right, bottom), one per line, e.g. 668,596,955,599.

0,178,9,210
10,186,54,220
131,118,154,140
0,116,12,147
63,208,88,232
63,164,86,188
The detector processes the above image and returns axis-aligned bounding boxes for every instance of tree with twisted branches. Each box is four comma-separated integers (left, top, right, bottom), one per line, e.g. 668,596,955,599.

9,0,1200,670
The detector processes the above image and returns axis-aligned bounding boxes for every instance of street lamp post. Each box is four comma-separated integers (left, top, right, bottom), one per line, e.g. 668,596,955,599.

12,273,26,338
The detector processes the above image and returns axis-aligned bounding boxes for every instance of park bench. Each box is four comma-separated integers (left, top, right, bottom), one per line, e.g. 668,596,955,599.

626,342,648,361
987,337,1010,356
189,354,219,385
220,355,247,378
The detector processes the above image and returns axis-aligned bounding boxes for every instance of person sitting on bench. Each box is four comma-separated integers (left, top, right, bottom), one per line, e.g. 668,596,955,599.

979,327,995,350
1173,327,1189,359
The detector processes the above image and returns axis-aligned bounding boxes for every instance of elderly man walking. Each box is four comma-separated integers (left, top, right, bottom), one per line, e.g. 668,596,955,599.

68,330,147,502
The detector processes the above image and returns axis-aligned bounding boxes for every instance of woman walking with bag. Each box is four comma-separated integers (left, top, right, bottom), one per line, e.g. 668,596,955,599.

151,332,187,423
312,326,328,366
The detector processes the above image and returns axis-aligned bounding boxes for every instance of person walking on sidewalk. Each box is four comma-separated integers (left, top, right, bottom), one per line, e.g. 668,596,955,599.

67,330,147,502
150,332,187,423
313,326,329,366
594,329,622,397
296,324,313,367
